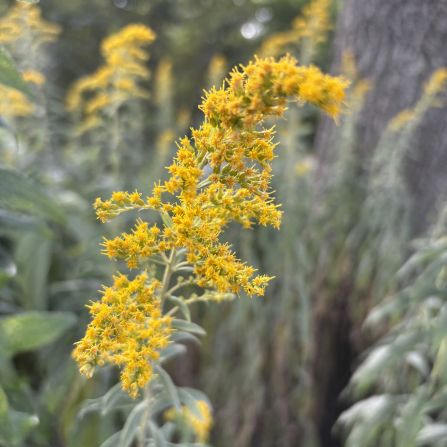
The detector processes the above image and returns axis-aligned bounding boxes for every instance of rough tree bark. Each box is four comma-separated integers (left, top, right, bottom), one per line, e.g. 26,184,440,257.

313,0,447,445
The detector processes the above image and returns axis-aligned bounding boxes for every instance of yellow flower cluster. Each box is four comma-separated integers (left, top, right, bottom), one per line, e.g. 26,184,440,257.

77,55,347,398
66,24,155,132
0,86,34,118
389,67,447,131
95,55,348,297
72,273,172,398
165,400,213,443
22,69,46,86
293,0,332,43
0,70,47,119
0,2,60,46
0,3,57,120
260,0,332,57
424,68,447,96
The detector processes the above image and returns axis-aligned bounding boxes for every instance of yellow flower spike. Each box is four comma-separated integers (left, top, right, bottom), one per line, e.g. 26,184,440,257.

0,2,60,46
424,68,447,96
75,55,347,397
260,0,332,57
66,23,155,132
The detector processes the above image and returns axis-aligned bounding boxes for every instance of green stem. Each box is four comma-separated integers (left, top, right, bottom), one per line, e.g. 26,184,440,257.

165,294,210,317
138,386,152,447
166,278,195,297
138,248,176,446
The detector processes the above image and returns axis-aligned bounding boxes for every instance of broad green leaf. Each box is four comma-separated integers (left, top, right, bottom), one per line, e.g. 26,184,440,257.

15,233,52,309
0,167,65,225
0,47,32,99
0,311,76,357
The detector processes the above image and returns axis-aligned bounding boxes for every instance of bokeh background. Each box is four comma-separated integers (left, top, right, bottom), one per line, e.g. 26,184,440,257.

1,0,447,446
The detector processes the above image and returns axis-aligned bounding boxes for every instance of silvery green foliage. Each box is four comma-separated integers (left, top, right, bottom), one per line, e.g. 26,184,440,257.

337,211,447,447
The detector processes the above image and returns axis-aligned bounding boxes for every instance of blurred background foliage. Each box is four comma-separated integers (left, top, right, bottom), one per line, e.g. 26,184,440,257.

1,0,447,446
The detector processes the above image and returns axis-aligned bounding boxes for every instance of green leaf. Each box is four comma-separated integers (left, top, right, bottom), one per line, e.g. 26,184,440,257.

148,420,168,447
0,409,39,447
0,387,8,421
168,296,191,321
118,401,147,447
172,319,206,336
416,423,447,445
0,210,44,235
160,344,187,363
0,167,65,225
155,365,181,411
99,431,121,447
78,383,130,419
0,387,39,447
15,233,52,309
395,386,428,447
170,331,200,344
177,388,208,420
0,311,76,357
0,47,32,99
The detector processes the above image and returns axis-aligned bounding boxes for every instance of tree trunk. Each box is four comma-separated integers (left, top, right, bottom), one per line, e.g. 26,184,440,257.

313,0,447,444
318,0,447,232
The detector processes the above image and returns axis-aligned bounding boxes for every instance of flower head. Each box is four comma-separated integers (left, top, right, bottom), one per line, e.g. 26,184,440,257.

72,273,172,398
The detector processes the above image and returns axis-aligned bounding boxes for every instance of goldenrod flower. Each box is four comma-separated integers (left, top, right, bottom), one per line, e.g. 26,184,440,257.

22,69,46,86
0,69,47,119
77,55,348,397
95,55,348,297
260,0,332,57
424,68,447,96
72,273,172,398
0,2,60,46
66,24,155,132
382,67,447,135
165,400,213,443
0,86,34,117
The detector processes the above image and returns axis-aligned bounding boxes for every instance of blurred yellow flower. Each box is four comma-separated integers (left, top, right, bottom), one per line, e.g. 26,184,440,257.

0,2,60,46
22,69,46,86
260,0,332,57
165,400,213,442
66,23,155,132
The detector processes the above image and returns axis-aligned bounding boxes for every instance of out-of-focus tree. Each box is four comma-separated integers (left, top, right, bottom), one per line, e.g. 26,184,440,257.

314,1,447,445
